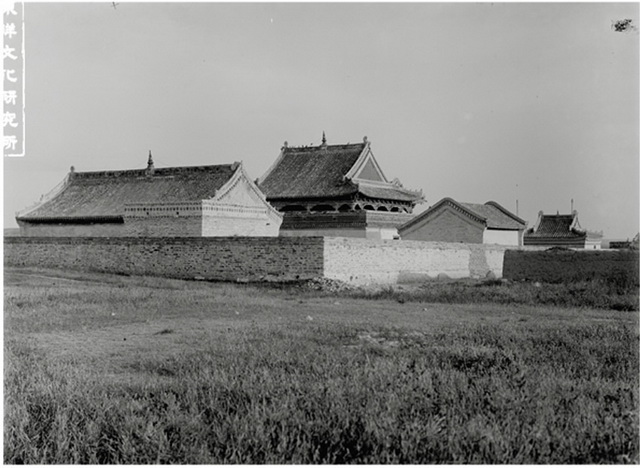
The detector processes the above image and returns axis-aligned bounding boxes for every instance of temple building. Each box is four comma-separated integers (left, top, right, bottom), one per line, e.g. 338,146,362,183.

16,153,282,237
398,197,527,246
257,135,424,239
523,210,602,249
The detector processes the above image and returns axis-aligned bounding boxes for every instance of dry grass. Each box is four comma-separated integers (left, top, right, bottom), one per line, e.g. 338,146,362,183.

4,267,639,463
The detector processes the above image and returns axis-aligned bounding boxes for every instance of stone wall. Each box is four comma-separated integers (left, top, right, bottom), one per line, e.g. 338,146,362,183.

503,248,640,284
4,237,324,282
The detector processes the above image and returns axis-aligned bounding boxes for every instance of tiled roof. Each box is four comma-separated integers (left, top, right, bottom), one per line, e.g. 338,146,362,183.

258,142,422,202
400,198,525,232
358,183,423,202
459,202,525,230
525,213,586,239
18,164,238,220
259,143,364,199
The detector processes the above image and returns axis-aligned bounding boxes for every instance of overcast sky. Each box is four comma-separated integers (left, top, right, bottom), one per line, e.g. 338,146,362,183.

3,2,638,238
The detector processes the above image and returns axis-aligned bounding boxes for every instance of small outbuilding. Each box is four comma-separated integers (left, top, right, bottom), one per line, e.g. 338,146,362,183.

523,210,602,249
398,197,527,246
16,154,282,237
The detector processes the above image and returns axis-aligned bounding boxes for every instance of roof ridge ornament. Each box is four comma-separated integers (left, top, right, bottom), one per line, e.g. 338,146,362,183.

146,150,155,176
321,131,327,149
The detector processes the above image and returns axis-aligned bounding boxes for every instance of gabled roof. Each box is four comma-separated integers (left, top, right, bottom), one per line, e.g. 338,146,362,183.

458,201,526,230
400,197,526,232
17,161,243,221
257,137,423,203
525,211,586,239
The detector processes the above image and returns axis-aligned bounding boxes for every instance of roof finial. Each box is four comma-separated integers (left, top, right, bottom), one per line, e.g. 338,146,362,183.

363,136,368,143
321,131,327,148
146,150,155,176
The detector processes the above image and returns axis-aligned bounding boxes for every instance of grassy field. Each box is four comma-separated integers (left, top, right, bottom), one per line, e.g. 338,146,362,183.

4,267,639,463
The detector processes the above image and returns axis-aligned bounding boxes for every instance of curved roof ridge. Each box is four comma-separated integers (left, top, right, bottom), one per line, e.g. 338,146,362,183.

484,200,527,225
448,199,488,224
16,171,73,218
73,163,236,179
400,197,525,233
399,197,487,232
459,200,525,229
286,142,365,152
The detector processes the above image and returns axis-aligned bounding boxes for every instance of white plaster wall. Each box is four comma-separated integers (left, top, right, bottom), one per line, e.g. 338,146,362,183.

483,229,520,246
484,248,507,275
365,227,400,240
201,214,281,237
584,239,602,250
323,238,474,284
322,238,525,285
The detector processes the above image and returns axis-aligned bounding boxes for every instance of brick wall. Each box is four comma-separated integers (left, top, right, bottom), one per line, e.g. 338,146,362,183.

5,237,324,282
6,236,537,285
124,216,203,237
503,248,640,284
323,237,510,284
17,220,126,237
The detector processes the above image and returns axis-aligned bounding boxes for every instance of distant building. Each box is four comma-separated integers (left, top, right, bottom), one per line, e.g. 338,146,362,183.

16,154,282,237
609,233,639,250
398,197,527,245
523,210,602,249
258,135,424,239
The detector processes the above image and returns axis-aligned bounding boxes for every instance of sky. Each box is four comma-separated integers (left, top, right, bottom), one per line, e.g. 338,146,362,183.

3,2,639,239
